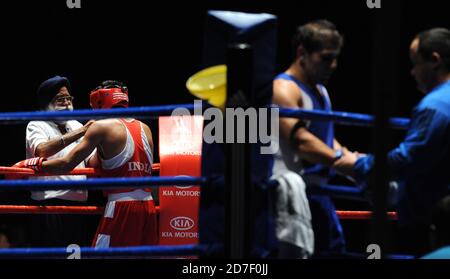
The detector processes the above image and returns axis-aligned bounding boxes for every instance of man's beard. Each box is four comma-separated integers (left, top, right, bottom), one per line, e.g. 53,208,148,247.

46,104,74,125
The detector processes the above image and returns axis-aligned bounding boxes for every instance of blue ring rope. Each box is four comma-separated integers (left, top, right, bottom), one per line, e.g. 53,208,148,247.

0,176,207,191
307,184,365,201
0,104,199,123
0,176,368,201
276,107,410,129
0,103,410,129
0,173,364,200
0,103,416,258
0,244,415,259
0,244,205,258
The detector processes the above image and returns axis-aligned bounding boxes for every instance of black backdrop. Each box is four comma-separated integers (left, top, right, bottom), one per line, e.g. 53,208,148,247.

1,0,448,164
0,0,448,251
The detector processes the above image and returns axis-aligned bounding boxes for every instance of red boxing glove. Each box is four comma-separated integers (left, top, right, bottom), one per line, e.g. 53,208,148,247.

5,157,46,180
14,157,47,172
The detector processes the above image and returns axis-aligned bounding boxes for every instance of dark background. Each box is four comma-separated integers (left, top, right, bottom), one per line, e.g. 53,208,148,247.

0,0,448,252
1,0,448,163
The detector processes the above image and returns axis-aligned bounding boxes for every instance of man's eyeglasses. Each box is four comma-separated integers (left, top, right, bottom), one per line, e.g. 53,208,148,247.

54,96,74,104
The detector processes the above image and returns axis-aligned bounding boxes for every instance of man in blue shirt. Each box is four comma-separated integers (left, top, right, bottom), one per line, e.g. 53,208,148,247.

334,28,450,256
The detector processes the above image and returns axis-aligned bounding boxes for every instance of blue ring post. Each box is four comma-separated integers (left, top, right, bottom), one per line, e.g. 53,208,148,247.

225,43,254,259
369,2,403,257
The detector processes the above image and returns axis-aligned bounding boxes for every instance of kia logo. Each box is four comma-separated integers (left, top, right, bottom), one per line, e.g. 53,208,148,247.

170,217,194,231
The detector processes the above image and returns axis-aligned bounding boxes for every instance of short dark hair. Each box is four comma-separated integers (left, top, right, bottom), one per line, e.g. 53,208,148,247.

292,19,344,56
94,80,127,91
416,28,450,71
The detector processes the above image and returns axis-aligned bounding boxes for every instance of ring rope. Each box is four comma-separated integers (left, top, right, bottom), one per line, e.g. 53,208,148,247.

0,103,410,130
0,104,412,258
1,166,367,200
0,166,370,201
0,164,160,177
307,184,365,201
321,251,414,259
0,176,207,191
0,205,105,215
276,106,410,129
0,245,413,259
0,104,201,124
336,210,398,220
0,244,205,258
0,205,397,220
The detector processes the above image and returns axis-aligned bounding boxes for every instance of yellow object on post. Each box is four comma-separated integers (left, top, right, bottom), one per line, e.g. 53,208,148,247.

186,64,226,109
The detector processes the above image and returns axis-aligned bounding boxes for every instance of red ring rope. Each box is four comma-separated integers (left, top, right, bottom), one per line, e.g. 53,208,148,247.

0,205,161,215
0,165,397,220
336,210,398,220
0,164,160,177
0,206,396,220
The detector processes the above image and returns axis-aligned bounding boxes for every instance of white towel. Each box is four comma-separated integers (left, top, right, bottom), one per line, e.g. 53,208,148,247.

272,171,314,257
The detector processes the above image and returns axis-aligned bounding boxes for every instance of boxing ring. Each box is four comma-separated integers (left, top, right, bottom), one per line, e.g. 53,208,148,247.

0,9,422,259
0,103,413,258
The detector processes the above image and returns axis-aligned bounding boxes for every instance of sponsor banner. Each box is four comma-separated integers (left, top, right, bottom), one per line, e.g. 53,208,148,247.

159,116,203,245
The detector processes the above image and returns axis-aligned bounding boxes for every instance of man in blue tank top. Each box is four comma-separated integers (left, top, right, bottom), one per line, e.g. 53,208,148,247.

273,20,351,256
334,28,450,256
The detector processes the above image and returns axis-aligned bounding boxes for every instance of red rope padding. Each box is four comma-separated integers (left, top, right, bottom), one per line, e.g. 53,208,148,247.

0,205,104,215
336,210,398,220
0,205,161,215
0,206,395,220
0,163,160,177
0,165,397,221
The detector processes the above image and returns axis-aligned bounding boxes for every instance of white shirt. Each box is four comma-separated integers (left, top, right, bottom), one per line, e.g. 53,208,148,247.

26,120,89,202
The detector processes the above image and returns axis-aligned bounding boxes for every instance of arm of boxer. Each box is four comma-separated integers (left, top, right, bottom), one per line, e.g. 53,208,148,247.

333,139,354,157
273,78,338,166
41,122,103,174
292,127,339,166
142,123,154,155
86,151,100,168
35,120,95,158
333,139,344,150
333,151,360,177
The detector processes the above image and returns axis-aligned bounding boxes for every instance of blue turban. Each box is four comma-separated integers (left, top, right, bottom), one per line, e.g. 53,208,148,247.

37,75,71,109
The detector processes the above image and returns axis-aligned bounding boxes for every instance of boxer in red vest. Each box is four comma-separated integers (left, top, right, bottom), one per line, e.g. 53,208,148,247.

16,80,157,247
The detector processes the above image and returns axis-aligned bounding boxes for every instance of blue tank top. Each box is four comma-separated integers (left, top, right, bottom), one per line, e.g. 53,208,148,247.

275,73,334,176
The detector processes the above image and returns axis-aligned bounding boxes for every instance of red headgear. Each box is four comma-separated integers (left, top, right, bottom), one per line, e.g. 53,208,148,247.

90,86,129,109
